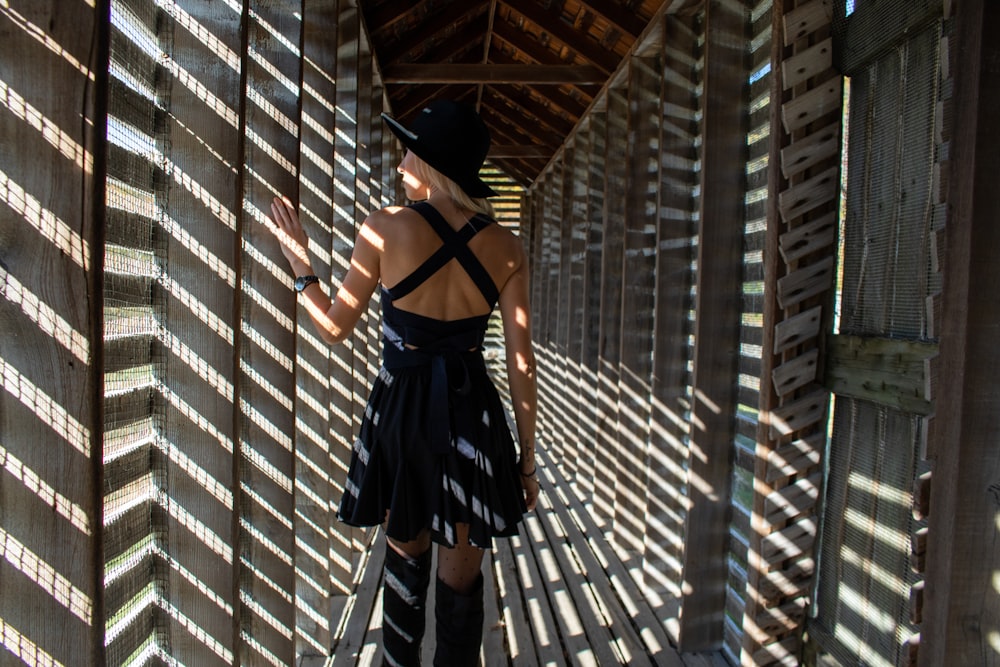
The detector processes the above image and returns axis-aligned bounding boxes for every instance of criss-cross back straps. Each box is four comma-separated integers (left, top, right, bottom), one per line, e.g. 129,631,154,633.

384,202,499,305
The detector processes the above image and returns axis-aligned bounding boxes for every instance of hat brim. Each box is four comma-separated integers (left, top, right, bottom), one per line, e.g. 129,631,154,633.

382,112,498,198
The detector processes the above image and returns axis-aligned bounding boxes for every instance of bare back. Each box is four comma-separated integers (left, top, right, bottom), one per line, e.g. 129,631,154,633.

374,203,521,321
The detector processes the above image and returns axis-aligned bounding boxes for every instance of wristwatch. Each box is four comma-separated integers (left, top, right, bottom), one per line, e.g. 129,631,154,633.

294,275,320,292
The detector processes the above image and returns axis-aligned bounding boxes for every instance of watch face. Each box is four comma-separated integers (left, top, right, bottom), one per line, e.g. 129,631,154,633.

295,275,318,292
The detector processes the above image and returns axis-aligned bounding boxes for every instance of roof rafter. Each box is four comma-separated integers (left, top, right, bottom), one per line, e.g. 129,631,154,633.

382,63,607,84
499,0,620,73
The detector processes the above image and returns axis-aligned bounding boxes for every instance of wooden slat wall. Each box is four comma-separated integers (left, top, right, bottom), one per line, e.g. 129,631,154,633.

923,1,1000,663
646,11,700,629
615,53,660,558
296,1,339,660
596,88,627,529
517,0,837,659
0,1,107,665
577,113,606,501
741,0,843,663
330,0,365,592
158,2,243,664
0,2,398,664
238,3,303,663
679,0,748,650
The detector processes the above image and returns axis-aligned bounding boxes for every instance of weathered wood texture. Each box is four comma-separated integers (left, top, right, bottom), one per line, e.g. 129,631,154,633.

807,2,946,665
679,0,747,650
296,1,339,658
326,449,713,667
646,9,699,625
156,2,243,664
596,89,628,530
237,3,304,663
824,335,937,415
565,138,589,487
922,1,1000,664
615,52,661,560
0,1,400,663
0,1,106,665
741,0,842,663
577,113,606,501
331,0,366,585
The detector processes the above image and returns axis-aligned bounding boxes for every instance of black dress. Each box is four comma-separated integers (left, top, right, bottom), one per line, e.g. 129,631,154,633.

336,202,527,548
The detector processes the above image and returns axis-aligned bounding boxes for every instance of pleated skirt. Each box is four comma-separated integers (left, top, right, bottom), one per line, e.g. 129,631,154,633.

336,362,527,549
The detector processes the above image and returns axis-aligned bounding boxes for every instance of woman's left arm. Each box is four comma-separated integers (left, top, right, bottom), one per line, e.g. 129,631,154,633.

269,196,381,344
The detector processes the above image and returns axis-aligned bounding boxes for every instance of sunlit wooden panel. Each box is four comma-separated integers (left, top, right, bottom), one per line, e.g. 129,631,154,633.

0,1,103,665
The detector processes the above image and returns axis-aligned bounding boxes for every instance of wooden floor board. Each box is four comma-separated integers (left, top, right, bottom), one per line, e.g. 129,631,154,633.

324,450,725,666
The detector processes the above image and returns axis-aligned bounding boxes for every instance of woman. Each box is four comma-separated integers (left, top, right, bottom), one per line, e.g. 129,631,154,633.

269,99,539,666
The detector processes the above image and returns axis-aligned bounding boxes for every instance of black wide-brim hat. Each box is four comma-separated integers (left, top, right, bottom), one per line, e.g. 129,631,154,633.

382,100,498,198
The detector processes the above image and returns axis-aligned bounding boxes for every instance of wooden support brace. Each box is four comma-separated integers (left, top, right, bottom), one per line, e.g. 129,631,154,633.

910,579,925,624
751,635,802,667
824,334,938,415
766,433,824,483
913,470,932,520
912,526,929,573
781,79,842,134
776,256,834,309
773,305,823,354
777,166,839,221
754,597,808,633
783,0,833,46
768,388,829,439
759,557,816,602
782,37,833,90
780,122,841,179
771,349,819,397
779,211,837,263
760,517,818,566
764,472,823,525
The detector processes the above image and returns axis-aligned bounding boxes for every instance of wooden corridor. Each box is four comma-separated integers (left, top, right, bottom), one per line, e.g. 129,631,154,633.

324,451,727,667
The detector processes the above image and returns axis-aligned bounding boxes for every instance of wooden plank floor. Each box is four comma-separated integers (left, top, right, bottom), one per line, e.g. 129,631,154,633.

323,452,729,666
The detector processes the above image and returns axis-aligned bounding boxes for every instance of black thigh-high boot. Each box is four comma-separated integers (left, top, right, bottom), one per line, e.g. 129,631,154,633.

433,574,484,667
382,545,431,666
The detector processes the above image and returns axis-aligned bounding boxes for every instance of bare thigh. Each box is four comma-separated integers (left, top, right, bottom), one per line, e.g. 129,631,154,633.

436,523,484,594
384,513,431,558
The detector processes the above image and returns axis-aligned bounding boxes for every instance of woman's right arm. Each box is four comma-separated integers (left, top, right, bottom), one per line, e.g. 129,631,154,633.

498,242,539,510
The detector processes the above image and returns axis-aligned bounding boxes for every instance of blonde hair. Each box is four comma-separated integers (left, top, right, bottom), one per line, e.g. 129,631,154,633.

407,152,495,218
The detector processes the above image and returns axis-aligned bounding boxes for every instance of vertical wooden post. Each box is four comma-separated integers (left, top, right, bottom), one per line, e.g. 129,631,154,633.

742,0,843,662
566,139,588,484
296,1,339,659
922,1,1000,663
556,150,579,477
0,1,108,664
617,53,662,557
578,112,606,502
158,2,244,663
597,88,627,530
237,2,303,663
331,0,363,575
543,166,567,468
647,13,700,620
679,0,747,650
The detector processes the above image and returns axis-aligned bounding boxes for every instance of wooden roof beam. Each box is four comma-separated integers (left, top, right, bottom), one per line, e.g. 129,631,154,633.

499,0,619,73
382,63,606,84
575,0,648,38
489,145,552,158
379,2,488,62
365,0,432,39
483,85,576,136
487,51,594,117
